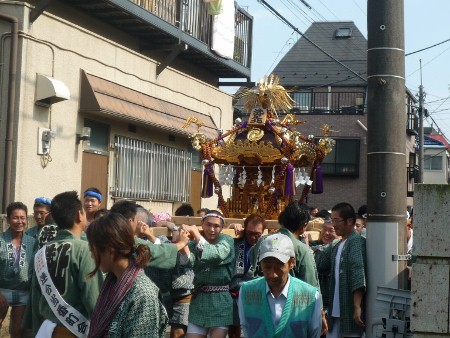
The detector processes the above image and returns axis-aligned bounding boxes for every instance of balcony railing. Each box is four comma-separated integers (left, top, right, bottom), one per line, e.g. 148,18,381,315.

131,0,252,68
290,91,366,115
406,110,419,135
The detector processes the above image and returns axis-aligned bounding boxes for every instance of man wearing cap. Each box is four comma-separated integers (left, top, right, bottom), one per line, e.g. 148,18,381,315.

25,197,52,239
251,202,319,289
83,187,102,225
238,233,322,337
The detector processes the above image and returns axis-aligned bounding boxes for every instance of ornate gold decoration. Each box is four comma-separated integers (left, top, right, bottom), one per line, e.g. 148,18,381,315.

293,135,317,162
212,139,282,164
182,116,204,131
281,114,305,126
235,74,295,116
318,137,335,155
320,124,338,137
191,133,207,151
247,128,265,142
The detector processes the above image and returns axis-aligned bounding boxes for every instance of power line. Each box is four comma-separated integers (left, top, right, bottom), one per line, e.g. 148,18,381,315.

257,0,367,82
406,37,450,56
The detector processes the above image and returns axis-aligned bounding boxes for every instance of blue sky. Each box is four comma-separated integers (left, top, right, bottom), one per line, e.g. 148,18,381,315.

230,0,450,139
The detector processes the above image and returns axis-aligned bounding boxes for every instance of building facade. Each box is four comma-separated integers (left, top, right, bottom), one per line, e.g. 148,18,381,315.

0,0,253,213
423,132,450,184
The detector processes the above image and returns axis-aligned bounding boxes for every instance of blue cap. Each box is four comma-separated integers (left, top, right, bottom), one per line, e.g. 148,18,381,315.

35,197,51,205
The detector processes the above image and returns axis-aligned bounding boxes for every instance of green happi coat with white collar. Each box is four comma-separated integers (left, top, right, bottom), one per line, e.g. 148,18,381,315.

240,276,318,338
184,233,235,327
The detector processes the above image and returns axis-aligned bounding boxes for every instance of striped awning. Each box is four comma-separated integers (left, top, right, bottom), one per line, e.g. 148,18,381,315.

79,70,218,140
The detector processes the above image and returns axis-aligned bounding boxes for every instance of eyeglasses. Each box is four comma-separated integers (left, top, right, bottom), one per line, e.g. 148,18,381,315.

33,211,50,217
331,218,345,225
322,227,336,234
246,231,263,238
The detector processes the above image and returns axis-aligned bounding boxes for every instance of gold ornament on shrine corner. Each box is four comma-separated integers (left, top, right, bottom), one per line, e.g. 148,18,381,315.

281,114,305,126
191,133,207,151
320,123,338,137
183,116,207,150
318,137,335,155
182,116,204,131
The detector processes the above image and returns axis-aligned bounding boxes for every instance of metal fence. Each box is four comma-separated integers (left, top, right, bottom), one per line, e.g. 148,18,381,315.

114,136,192,201
291,91,366,114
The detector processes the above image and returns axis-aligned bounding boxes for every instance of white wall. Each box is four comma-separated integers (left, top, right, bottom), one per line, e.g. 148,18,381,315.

423,147,448,184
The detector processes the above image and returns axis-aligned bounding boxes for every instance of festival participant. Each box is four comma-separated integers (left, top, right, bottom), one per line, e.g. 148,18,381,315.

175,203,195,217
250,202,320,288
26,197,52,239
83,187,102,226
29,191,104,337
142,215,194,338
180,211,235,338
315,202,366,338
228,214,265,338
86,213,168,337
354,216,366,237
0,202,36,338
238,233,322,337
110,200,190,268
310,216,339,247
196,208,209,217
310,217,340,316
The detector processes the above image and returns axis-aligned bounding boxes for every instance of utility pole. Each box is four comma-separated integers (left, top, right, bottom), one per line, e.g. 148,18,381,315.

366,1,407,337
417,61,424,183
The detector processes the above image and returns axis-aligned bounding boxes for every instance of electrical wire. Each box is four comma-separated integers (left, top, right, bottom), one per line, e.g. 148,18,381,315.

406,37,450,56
257,0,366,82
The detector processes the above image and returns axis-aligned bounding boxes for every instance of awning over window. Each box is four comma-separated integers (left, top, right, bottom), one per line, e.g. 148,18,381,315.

79,70,219,140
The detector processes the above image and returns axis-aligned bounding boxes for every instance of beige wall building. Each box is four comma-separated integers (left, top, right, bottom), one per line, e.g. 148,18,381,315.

0,0,253,214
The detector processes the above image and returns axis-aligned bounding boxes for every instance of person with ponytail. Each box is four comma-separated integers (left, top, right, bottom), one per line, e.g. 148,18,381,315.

86,213,168,338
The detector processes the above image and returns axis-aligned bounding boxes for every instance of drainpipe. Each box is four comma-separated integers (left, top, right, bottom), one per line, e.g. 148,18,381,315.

0,13,19,212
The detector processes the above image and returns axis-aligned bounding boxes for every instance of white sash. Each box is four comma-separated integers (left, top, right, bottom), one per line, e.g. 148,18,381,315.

35,245,90,338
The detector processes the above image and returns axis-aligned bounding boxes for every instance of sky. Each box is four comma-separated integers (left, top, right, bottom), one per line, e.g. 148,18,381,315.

228,0,450,141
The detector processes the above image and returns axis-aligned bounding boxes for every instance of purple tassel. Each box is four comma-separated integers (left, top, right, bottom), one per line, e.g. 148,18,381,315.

311,164,324,194
201,164,214,198
284,164,295,197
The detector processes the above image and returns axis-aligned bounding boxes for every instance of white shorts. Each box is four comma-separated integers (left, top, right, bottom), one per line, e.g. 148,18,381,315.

0,288,29,306
186,322,228,335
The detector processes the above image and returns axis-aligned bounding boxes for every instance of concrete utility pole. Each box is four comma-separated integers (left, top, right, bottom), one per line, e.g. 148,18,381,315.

366,1,407,337
417,63,425,183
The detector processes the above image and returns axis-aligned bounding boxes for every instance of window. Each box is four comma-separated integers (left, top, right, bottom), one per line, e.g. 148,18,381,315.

424,155,443,171
114,136,192,201
321,139,360,176
335,28,352,38
84,119,109,153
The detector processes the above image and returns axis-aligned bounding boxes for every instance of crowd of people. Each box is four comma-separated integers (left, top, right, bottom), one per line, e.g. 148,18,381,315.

0,188,381,338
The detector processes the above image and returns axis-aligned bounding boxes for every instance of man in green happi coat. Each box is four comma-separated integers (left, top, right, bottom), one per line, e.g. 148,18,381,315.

239,233,322,337
180,211,235,338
